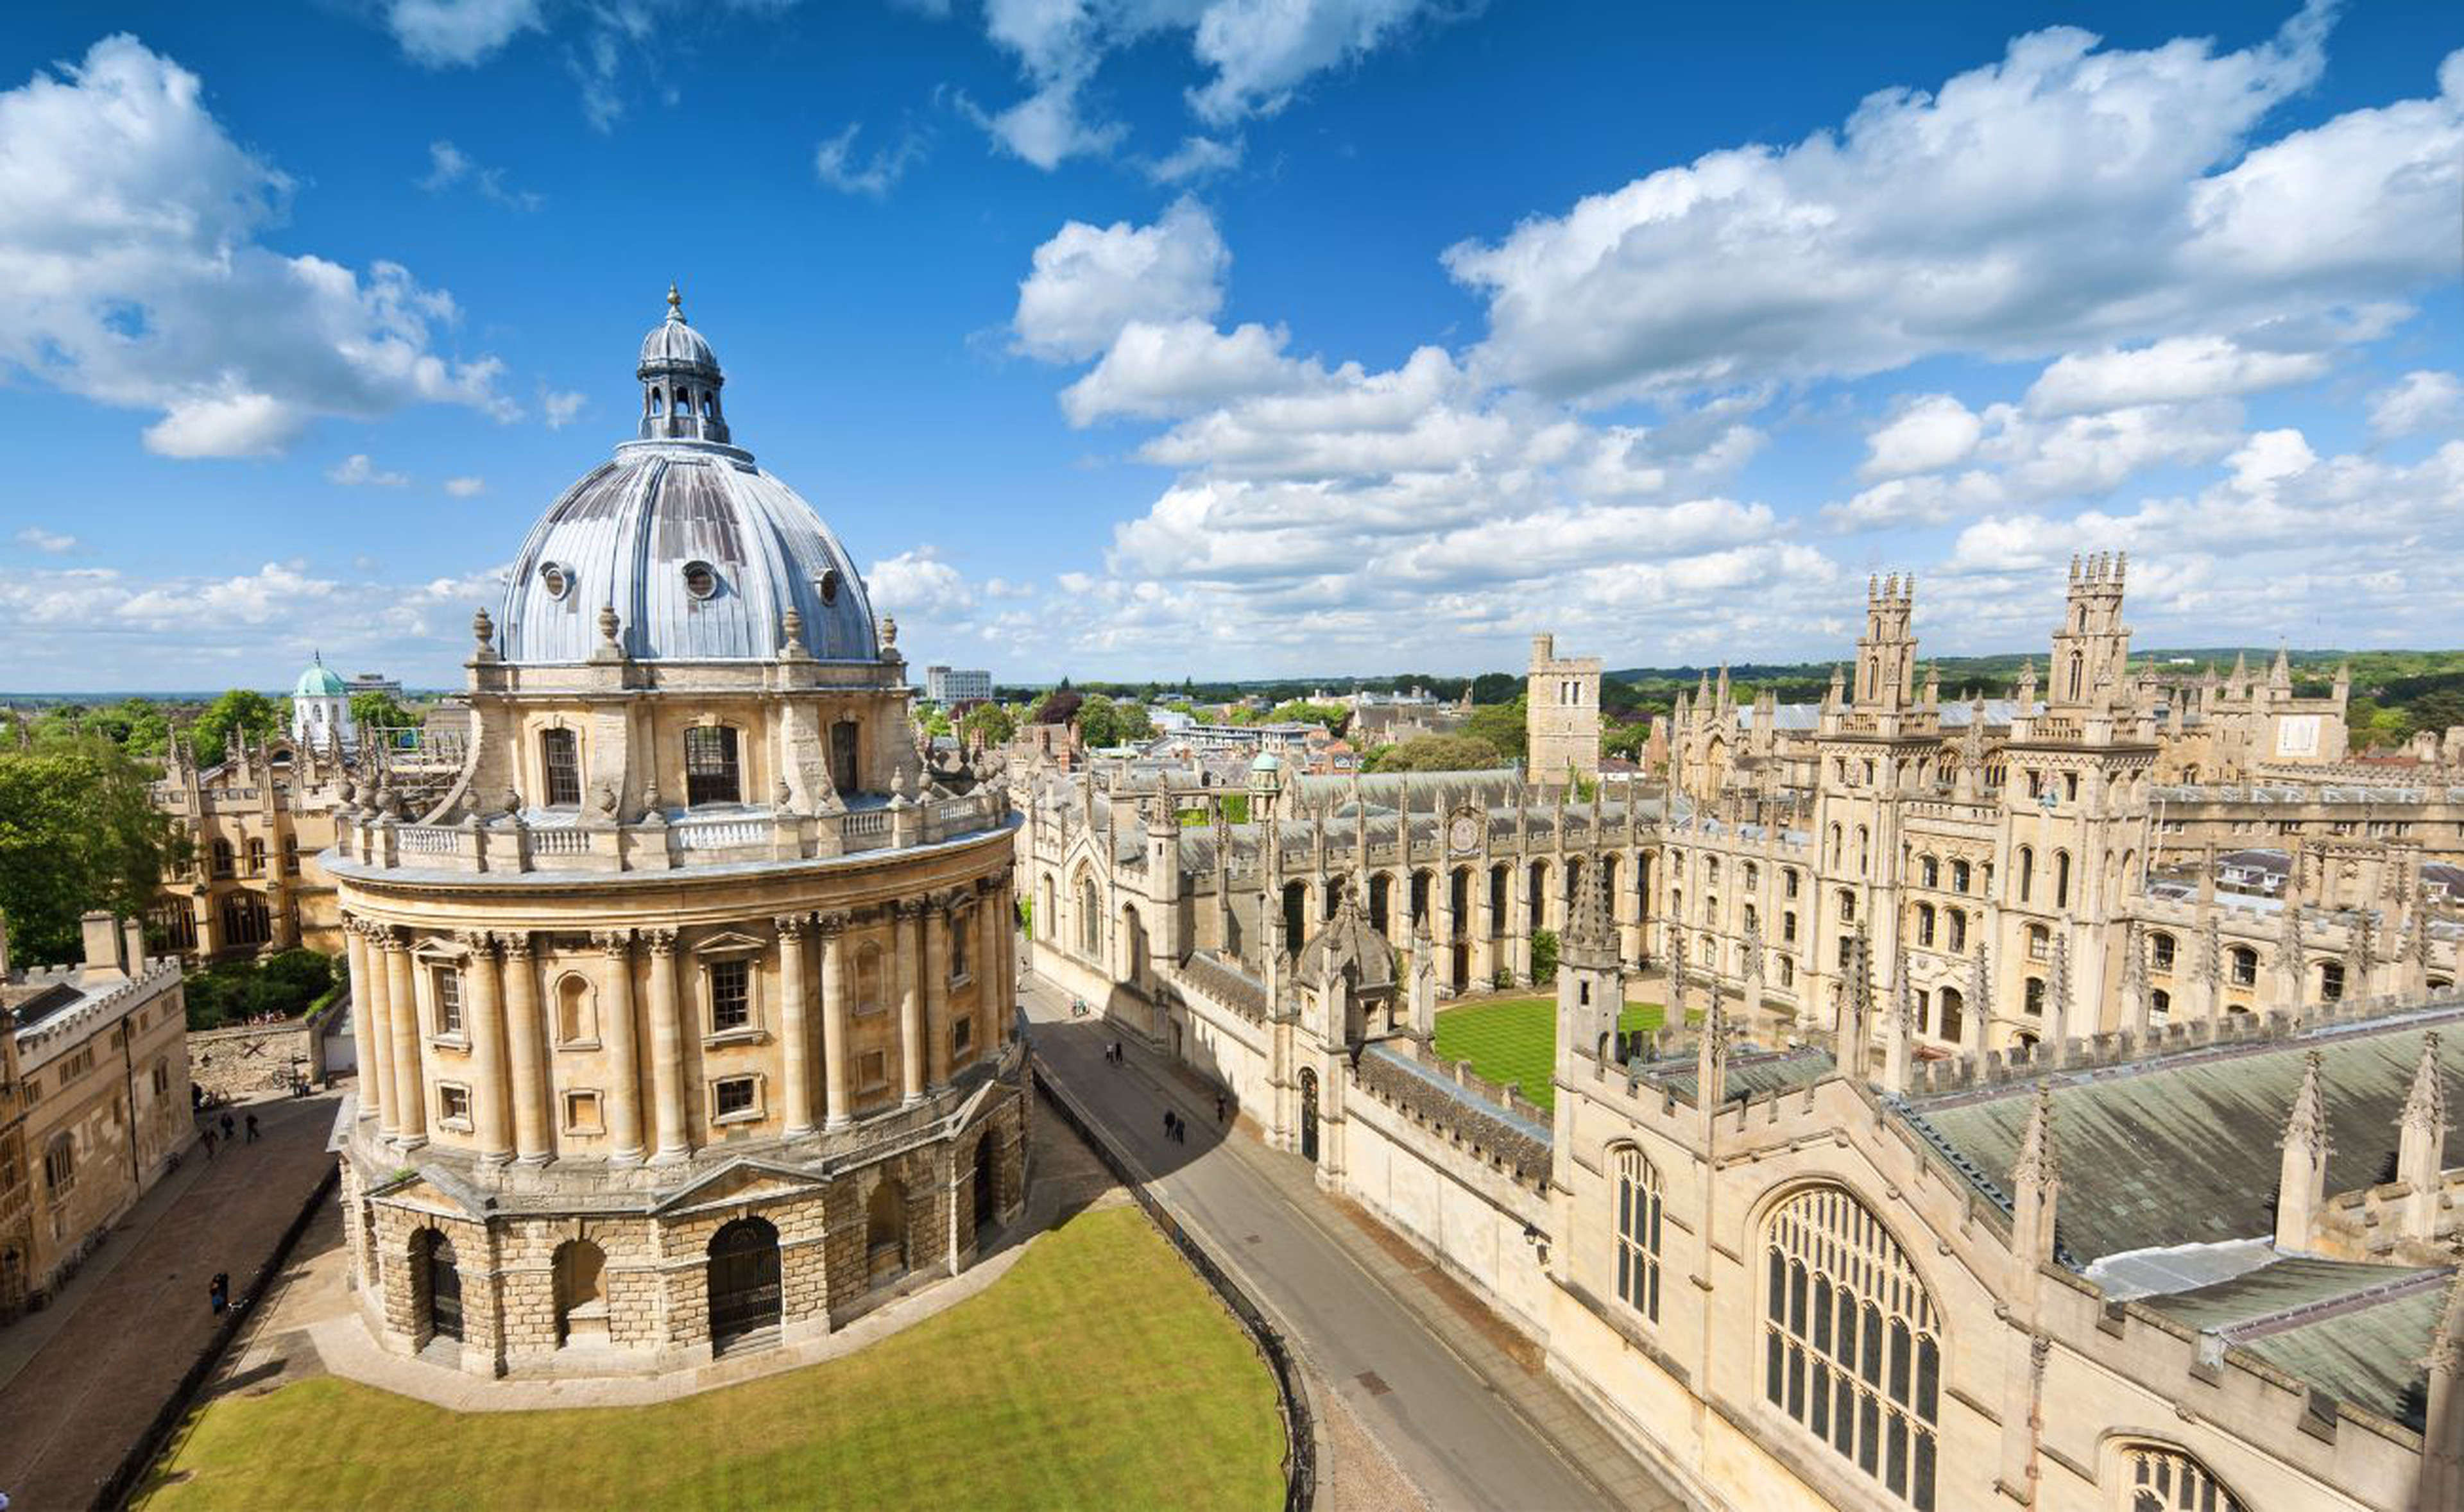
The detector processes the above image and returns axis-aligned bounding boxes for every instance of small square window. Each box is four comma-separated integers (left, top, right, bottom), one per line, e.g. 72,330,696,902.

954,1015,974,1055
563,1090,603,1134
710,958,751,1032
859,1049,887,1089
439,1084,472,1125
714,1076,758,1121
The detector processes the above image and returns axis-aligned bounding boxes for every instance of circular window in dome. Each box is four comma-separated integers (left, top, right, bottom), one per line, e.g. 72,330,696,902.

539,561,572,600
817,568,841,606
683,561,719,600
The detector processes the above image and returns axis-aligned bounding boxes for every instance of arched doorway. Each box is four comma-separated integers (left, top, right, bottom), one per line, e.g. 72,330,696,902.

706,1217,782,1352
867,1178,908,1285
1298,1068,1320,1163
972,1137,998,1243
553,1239,607,1346
416,1228,463,1343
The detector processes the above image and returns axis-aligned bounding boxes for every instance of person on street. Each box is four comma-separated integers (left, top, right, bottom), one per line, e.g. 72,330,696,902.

209,1272,229,1315
245,1112,261,1143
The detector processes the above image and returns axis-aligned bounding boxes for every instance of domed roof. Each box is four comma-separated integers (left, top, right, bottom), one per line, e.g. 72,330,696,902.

294,654,348,698
638,284,718,374
1249,751,1282,773
497,295,880,665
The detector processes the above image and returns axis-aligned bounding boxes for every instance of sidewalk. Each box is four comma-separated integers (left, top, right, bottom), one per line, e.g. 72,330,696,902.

0,1092,343,1511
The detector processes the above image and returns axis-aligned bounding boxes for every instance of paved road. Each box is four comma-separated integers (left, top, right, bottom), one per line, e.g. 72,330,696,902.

1022,981,1687,1512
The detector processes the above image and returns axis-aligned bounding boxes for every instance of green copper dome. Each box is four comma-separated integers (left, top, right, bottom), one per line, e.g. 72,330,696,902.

294,654,348,699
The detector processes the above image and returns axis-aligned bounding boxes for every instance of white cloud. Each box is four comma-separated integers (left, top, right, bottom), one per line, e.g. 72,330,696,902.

2023,336,2334,416
542,388,588,429
14,527,74,554
813,122,928,198
1832,393,2242,529
417,139,542,210
1860,395,1983,480
1143,134,1243,183
2368,370,2464,441
0,38,512,458
1444,8,2462,401
1061,318,1304,425
385,0,544,66
444,475,486,497
1013,198,1228,362
329,453,413,487
868,547,976,615
968,0,1454,169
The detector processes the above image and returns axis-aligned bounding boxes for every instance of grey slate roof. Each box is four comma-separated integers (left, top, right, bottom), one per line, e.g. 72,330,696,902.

1908,1009,2464,1262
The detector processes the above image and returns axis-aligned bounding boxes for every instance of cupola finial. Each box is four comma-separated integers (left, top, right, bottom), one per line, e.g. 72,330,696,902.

666,280,684,322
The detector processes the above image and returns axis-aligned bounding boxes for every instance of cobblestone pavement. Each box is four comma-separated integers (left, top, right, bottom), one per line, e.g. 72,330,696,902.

0,1091,343,1511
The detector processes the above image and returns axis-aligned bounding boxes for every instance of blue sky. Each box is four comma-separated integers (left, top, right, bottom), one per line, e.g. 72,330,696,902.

0,0,2457,692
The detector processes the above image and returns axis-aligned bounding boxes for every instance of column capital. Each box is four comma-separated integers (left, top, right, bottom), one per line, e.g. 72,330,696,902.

893,897,928,922
499,929,534,959
774,912,809,940
370,924,406,952
455,928,499,956
592,928,633,956
816,910,850,938
642,927,678,957
974,874,1002,897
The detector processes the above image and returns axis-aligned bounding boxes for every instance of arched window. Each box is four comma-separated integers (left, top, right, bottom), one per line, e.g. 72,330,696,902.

1743,862,1759,891
1704,856,1720,884
540,727,581,807
2016,847,2033,904
1918,856,1938,888
2027,924,2050,962
2118,1444,2245,1512
554,973,596,1045
2150,989,2170,1024
1946,910,1967,953
2024,977,2046,1016
1937,987,1964,1045
1838,889,1857,924
1856,824,1871,876
221,890,270,947
552,1239,607,1346
1951,860,1971,894
1765,1185,1940,1509
245,837,267,875
866,1177,908,1282
1784,869,1801,899
2319,960,2345,1001
1613,1146,1661,1323
2230,946,2258,987
2149,932,2175,973
2067,650,2083,701
1079,878,1101,958
1916,904,1935,947
211,838,235,879
2055,851,2073,909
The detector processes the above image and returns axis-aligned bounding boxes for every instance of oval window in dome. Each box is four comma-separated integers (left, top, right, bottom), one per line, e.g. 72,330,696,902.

540,561,572,600
683,561,719,600
817,568,841,606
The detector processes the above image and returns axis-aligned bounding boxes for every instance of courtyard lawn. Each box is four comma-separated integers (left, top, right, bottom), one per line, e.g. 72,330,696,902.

1433,996,1671,1113
139,1205,1285,1512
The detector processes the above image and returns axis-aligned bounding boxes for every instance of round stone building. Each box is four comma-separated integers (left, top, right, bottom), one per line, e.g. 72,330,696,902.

326,290,1027,1377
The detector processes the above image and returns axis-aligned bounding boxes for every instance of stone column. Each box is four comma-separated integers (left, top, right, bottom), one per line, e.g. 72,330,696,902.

896,900,925,1104
775,914,816,1137
459,931,513,1163
344,919,382,1125
595,930,645,1163
500,932,551,1164
820,913,853,1131
978,879,1003,1051
382,929,425,1142
925,897,952,1088
644,928,689,1162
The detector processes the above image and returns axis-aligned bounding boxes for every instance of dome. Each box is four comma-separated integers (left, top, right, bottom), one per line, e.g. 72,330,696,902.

499,293,878,665
295,654,348,699
1249,752,1281,773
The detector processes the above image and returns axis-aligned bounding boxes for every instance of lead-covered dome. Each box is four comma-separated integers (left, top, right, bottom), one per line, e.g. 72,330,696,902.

497,292,880,664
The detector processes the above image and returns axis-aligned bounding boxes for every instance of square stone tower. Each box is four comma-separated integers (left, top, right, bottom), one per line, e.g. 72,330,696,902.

1527,633,1602,785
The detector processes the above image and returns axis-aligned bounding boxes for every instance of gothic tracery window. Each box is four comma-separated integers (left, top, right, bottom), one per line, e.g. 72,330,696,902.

2119,1444,2244,1512
1765,1185,1940,1509
1613,1146,1661,1323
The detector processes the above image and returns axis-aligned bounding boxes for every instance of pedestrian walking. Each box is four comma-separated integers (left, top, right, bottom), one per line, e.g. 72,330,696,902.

245,1112,260,1143
209,1271,229,1315
201,1127,216,1160
219,1112,235,1142
1162,1108,1174,1140
1216,1093,1227,1125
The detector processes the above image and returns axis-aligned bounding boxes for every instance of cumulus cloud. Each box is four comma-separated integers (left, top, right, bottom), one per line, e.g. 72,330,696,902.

1013,198,1228,362
329,454,412,487
1444,7,2462,401
385,0,544,66
868,547,976,615
967,0,1454,169
1143,133,1244,183
417,139,543,210
444,475,486,497
542,388,588,429
813,122,928,198
0,37,512,458
2022,336,2336,416
15,527,74,554
2369,370,2464,441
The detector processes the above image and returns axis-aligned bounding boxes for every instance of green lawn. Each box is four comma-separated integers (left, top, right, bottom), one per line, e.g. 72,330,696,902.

1433,996,1671,1112
140,1206,1285,1512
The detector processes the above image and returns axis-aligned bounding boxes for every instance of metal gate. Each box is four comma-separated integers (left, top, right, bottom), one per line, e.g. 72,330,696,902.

706,1218,781,1350
424,1232,463,1342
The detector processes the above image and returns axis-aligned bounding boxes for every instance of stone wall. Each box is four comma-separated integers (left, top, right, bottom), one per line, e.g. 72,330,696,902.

189,1014,327,1101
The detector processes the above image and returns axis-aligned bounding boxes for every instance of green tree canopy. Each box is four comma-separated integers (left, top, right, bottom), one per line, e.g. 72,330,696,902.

0,738,187,966
1032,688,1082,727
1365,734,1505,773
961,702,1018,747
1075,696,1155,749
190,688,283,760
1461,696,1528,761
350,690,416,733
1269,701,1349,731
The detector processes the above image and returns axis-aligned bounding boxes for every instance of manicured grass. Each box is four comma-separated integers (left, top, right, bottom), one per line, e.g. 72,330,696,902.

140,1206,1284,1512
1433,996,1671,1112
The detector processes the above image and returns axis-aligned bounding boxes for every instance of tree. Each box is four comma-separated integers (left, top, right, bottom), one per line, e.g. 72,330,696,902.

1469,672,1521,705
1269,701,1349,731
961,702,1018,747
190,688,283,760
350,690,415,733
1461,696,1529,761
0,738,187,965
1077,695,1151,748
1365,735,1505,772
1032,688,1082,727
1530,929,1559,982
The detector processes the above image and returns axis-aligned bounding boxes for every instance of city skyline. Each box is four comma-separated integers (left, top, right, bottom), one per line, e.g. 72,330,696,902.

1,0,2458,692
